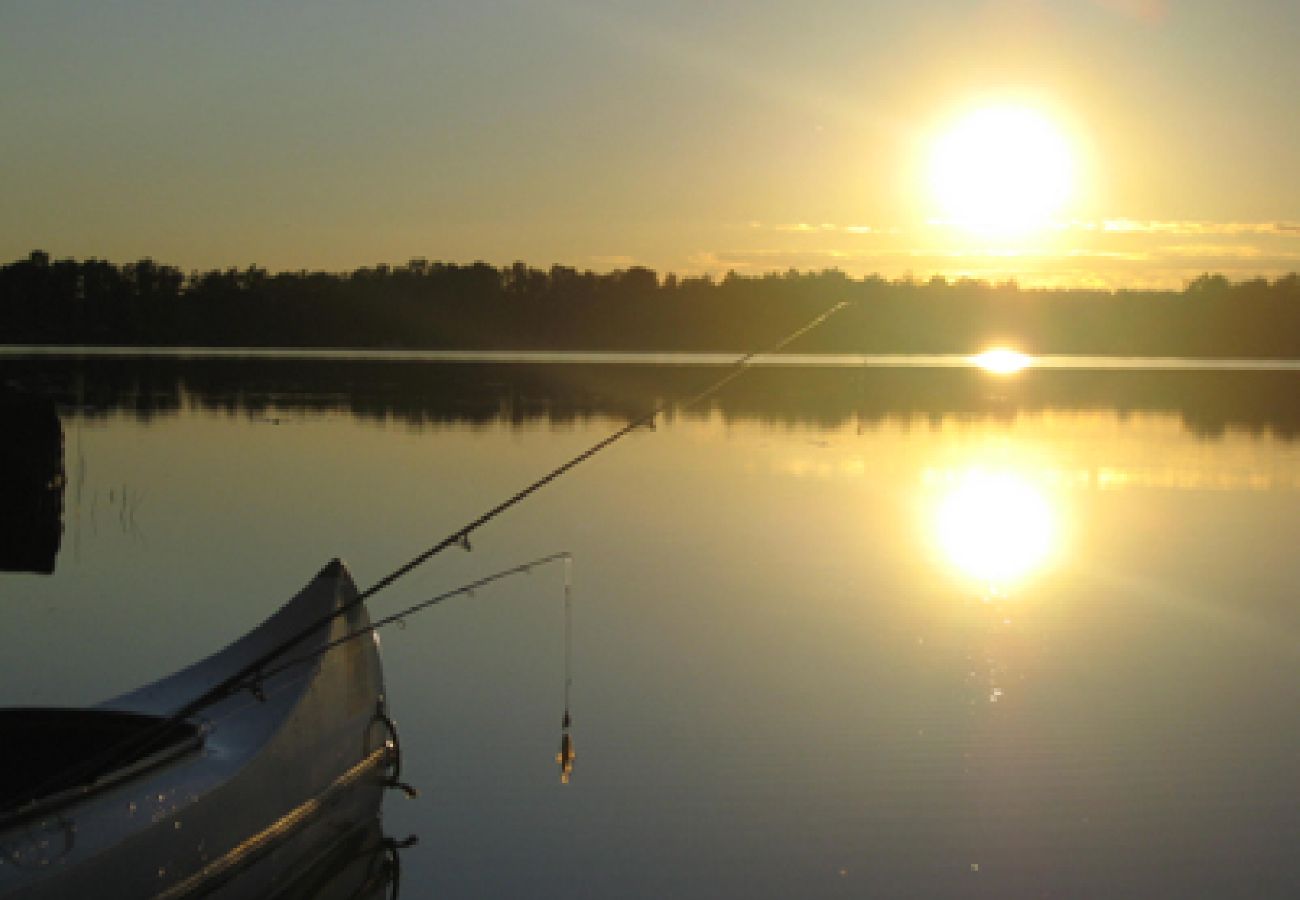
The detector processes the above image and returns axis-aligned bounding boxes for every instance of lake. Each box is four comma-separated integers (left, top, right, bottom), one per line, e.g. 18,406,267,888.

2,351,1298,898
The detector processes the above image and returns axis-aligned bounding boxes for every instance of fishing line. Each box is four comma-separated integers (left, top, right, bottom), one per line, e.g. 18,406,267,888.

557,553,575,783
563,553,572,724
249,552,572,686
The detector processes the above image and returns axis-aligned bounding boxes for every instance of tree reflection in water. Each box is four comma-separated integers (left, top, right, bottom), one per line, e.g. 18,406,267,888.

1,356,1297,440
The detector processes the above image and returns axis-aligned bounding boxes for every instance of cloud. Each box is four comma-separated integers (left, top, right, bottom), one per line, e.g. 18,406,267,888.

679,242,1300,290
1156,244,1266,260
773,223,839,233
1065,249,1151,261
749,221,897,235
1098,219,1300,236
752,219,1300,238
749,219,1300,239
693,217,1300,288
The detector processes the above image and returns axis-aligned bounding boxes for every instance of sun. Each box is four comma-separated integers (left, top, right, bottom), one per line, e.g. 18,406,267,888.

928,105,1076,236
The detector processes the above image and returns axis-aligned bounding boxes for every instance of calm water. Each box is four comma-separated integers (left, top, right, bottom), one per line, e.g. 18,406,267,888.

2,355,1299,898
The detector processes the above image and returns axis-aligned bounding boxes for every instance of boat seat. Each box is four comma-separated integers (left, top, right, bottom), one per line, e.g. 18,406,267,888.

0,708,200,815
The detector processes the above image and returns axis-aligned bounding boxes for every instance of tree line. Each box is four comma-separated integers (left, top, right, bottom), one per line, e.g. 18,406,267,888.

3,250,1299,356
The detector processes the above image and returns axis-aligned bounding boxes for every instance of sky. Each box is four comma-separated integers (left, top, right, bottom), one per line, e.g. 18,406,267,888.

1,0,1297,288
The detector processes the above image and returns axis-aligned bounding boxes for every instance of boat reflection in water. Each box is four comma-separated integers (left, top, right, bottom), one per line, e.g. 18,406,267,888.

0,393,64,575
227,816,413,900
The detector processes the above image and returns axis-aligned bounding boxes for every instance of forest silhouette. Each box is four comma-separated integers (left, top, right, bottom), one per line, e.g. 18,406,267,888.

3,251,1299,356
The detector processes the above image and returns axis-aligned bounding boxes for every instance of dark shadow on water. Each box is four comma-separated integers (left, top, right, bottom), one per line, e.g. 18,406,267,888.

2,356,1298,441
0,391,64,573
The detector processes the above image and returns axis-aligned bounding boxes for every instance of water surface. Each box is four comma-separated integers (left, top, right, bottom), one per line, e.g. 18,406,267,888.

1,356,1297,898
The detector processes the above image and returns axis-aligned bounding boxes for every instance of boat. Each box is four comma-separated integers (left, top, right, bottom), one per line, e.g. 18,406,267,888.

0,559,399,899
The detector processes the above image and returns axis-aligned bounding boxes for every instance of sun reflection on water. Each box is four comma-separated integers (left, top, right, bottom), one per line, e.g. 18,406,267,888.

972,348,1032,374
931,468,1058,585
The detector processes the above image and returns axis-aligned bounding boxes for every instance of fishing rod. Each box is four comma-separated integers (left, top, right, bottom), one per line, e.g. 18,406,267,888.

60,301,849,783
168,300,850,724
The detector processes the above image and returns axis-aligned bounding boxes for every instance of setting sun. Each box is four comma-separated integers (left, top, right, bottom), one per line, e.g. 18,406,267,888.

929,106,1076,236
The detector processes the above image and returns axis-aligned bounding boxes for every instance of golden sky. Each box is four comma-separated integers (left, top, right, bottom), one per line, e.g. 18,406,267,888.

1,0,1296,288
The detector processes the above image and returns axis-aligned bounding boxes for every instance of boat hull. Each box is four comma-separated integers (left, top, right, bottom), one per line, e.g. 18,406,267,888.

0,560,391,899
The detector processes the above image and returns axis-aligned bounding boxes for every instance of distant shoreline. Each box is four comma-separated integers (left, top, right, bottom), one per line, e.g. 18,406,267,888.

4,252,1299,358
3,345,1300,370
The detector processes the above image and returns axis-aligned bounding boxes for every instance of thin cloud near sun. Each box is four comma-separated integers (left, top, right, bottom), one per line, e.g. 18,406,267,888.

727,214,1300,287
749,219,1300,236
